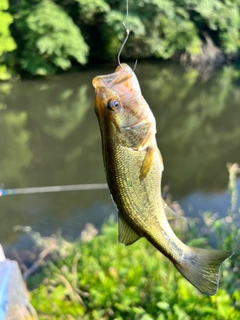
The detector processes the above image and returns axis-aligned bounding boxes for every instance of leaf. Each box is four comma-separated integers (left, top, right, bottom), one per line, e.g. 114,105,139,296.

156,301,170,311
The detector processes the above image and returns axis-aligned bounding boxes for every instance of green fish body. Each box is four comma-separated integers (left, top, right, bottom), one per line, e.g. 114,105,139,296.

92,64,233,295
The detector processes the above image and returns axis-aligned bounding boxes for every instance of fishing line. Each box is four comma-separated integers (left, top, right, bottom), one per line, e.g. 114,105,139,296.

0,183,108,197
118,0,130,68
126,0,129,18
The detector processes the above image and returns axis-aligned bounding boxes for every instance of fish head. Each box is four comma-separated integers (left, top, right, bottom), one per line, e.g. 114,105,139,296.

92,64,151,134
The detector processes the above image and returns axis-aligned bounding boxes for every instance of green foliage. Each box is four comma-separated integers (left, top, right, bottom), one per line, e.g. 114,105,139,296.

0,0,16,80
29,215,240,319
103,0,201,60
180,0,240,54
202,163,240,294
76,0,110,22
27,162,240,319
72,0,111,61
4,0,240,77
103,11,146,59
76,0,240,61
14,0,89,76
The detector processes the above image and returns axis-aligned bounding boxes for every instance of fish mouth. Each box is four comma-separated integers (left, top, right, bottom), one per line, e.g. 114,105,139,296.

92,64,142,100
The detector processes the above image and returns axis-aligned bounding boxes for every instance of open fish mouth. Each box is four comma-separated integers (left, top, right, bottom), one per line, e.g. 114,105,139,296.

92,64,142,100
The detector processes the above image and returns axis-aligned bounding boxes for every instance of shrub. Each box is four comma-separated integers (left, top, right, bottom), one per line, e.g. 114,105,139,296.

29,218,239,319
14,0,89,76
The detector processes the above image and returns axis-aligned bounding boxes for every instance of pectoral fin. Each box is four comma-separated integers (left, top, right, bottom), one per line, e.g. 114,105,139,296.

162,199,185,220
118,214,141,245
140,147,154,181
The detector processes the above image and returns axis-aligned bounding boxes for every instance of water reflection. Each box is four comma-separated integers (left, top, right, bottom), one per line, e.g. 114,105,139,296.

0,62,239,247
138,63,240,195
0,111,32,186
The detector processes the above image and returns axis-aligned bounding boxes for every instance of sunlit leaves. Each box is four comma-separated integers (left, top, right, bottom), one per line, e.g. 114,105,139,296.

103,0,240,61
103,0,202,60
0,2,16,56
76,0,110,22
16,0,89,75
192,0,240,54
0,0,16,80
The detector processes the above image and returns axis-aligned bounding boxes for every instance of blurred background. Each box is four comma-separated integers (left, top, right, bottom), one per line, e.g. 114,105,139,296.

0,0,240,254
1,1,240,318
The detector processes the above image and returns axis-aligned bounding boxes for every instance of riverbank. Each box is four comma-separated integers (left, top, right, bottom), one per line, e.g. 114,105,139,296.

27,218,239,319
2,0,240,80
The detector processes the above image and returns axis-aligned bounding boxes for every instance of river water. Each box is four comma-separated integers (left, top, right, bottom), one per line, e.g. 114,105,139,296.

0,61,239,249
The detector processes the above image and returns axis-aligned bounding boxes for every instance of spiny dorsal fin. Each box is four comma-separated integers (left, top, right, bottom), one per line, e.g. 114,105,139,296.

118,214,141,245
140,147,154,181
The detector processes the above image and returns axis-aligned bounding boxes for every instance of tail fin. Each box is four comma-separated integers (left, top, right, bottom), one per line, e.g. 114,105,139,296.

174,248,234,295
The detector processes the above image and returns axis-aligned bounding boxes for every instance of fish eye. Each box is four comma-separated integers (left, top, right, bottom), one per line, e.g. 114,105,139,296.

107,99,120,111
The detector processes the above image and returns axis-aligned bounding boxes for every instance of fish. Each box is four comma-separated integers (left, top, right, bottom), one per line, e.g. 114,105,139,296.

92,63,233,295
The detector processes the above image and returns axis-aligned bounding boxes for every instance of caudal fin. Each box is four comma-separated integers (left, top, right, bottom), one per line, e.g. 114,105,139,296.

174,248,234,295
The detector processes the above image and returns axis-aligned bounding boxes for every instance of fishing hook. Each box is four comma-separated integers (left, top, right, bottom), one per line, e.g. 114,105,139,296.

117,23,138,71
118,0,137,71
133,59,138,71
118,22,130,69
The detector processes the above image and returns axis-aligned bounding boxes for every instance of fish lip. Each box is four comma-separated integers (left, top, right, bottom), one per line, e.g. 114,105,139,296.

92,64,132,89
92,64,142,101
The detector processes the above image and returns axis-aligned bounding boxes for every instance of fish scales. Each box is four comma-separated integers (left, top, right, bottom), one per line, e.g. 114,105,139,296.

108,130,185,261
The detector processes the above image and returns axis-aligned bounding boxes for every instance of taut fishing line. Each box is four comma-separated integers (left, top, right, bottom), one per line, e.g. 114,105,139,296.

118,0,131,68
0,183,108,197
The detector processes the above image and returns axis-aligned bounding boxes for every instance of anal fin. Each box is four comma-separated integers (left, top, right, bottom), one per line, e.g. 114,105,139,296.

118,214,141,246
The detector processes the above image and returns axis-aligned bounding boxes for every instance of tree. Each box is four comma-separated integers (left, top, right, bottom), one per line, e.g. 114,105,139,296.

14,0,89,76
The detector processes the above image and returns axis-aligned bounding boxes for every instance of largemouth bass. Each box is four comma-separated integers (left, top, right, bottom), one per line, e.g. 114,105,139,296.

92,64,233,295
